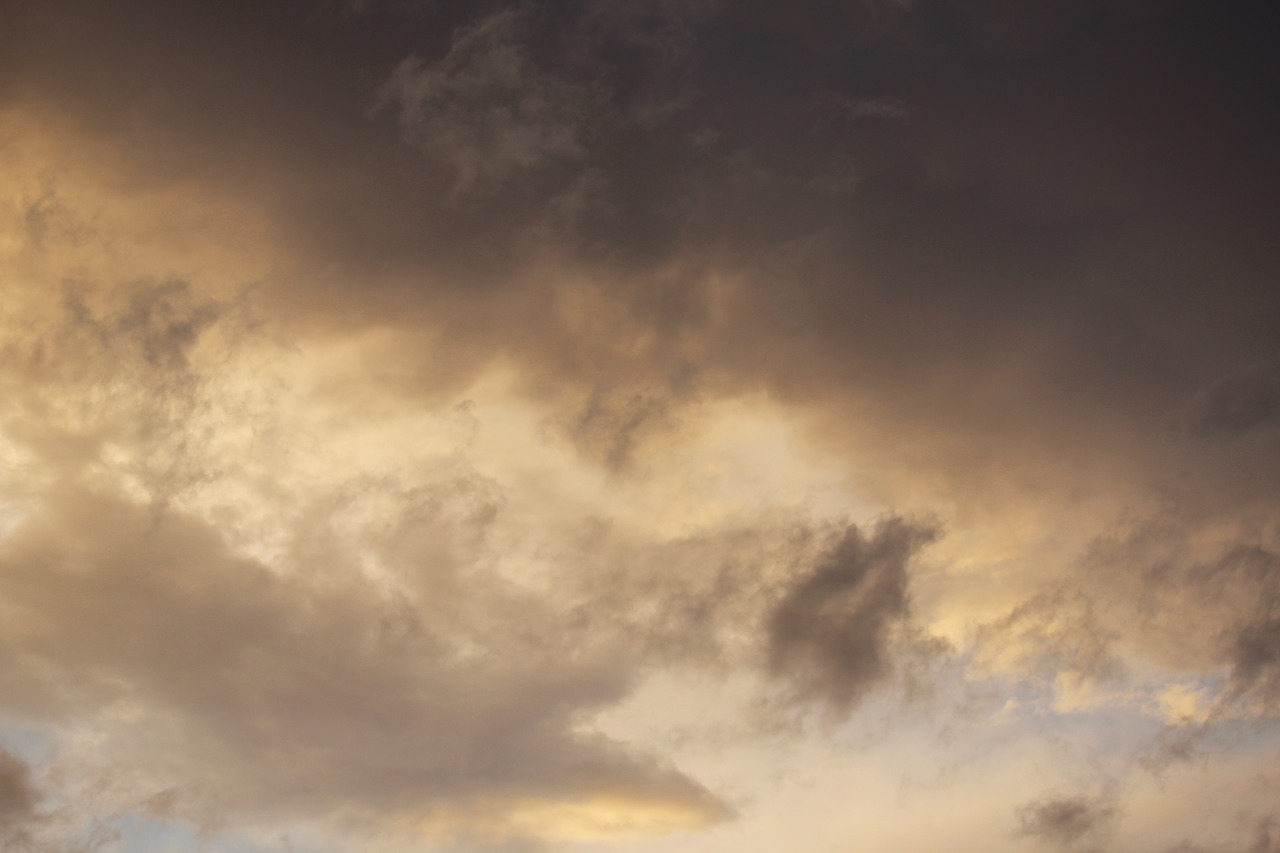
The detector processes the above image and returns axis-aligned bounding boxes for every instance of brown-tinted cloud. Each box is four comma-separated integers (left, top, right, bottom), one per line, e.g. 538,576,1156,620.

1016,793,1120,852
4,0,1280,849
1166,816,1280,853
766,517,939,713
975,505,1280,719
0,749,40,847
1184,358,1280,440
376,8,596,196
0,484,730,840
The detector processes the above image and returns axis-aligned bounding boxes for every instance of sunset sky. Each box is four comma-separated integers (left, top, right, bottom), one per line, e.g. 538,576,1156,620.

2,2,1279,851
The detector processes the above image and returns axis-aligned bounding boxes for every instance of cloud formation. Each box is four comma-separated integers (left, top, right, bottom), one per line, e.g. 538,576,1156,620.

1184,358,1280,440
1016,794,1120,852
0,483,731,842
0,749,40,847
3,0,1280,850
377,9,594,196
1167,817,1280,853
766,517,939,712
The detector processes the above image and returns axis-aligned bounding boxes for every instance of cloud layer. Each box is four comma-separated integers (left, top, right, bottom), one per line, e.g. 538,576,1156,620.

3,0,1280,850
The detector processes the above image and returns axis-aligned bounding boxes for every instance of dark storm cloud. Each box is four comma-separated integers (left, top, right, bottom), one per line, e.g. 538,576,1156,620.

1015,794,1120,852
765,517,938,711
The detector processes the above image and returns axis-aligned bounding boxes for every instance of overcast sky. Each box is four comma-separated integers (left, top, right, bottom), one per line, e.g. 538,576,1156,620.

2,1,1279,851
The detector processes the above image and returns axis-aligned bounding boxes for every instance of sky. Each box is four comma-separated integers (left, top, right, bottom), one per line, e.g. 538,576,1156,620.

1,1,1279,851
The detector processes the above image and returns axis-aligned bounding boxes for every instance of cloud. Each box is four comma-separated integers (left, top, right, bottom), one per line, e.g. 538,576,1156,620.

0,485,730,844
0,746,130,853
1166,816,1280,853
765,516,939,713
1184,358,1280,439
974,505,1280,718
561,387,674,473
973,591,1122,698
5,1,1280,850
1015,794,1120,852
1120,532,1280,712
0,275,259,513
376,9,594,196
1230,614,1280,710
0,749,40,846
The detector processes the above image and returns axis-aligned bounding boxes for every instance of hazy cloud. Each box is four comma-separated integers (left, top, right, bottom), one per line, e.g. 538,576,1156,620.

1231,614,1280,710
0,749,40,846
1166,816,1280,853
974,592,1122,695
0,485,729,842
4,0,1280,849
1184,358,1280,439
563,387,674,473
1015,794,1120,852
766,517,939,712
376,9,594,195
